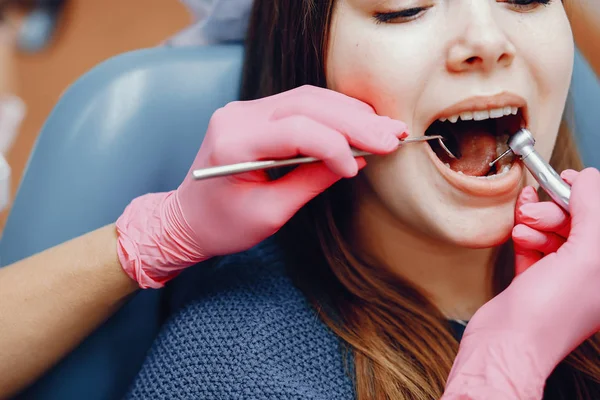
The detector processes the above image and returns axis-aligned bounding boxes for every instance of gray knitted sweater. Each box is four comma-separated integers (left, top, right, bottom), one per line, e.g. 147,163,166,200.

125,239,465,399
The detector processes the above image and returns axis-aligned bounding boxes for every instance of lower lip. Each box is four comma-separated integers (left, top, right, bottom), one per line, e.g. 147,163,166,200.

424,143,525,197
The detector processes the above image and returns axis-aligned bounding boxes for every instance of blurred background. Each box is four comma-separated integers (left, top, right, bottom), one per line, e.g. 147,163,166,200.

0,0,191,232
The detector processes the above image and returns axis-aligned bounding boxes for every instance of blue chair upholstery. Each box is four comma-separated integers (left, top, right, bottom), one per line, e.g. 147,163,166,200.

0,45,243,399
0,44,597,399
571,50,600,169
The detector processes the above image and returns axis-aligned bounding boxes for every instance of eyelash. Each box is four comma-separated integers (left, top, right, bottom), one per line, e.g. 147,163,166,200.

373,0,552,24
373,7,430,24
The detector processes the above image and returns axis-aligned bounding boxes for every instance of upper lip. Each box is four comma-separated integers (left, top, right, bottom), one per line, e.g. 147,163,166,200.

429,92,528,127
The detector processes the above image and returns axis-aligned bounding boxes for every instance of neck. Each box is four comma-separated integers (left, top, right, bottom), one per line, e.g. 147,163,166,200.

351,185,496,321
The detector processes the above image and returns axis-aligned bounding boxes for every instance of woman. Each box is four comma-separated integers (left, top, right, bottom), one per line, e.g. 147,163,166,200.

1,0,599,398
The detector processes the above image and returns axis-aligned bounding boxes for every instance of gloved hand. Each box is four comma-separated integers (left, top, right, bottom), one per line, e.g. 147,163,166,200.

442,168,600,399
115,85,408,288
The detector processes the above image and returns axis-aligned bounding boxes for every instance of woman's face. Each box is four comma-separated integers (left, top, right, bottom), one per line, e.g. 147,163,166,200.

326,0,574,247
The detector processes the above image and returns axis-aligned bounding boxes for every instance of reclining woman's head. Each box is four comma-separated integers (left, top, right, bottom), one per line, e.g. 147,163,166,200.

241,1,599,398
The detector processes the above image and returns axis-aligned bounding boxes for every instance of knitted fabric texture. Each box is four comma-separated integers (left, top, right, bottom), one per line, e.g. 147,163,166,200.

125,238,468,399
125,239,356,399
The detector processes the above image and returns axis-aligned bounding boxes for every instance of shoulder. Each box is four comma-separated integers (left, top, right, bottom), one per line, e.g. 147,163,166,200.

127,238,355,399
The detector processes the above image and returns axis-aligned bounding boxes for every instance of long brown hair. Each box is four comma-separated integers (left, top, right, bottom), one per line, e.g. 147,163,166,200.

241,1,600,398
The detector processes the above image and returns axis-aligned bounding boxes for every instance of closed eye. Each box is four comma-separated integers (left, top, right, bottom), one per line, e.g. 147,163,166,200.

374,0,553,24
499,0,552,11
373,7,431,24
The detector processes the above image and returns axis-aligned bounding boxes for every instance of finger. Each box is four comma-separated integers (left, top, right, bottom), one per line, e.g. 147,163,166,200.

261,162,343,221
514,247,542,276
517,202,570,239
512,224,566,254
260,158,367,225
245,116,361,177
515,186,539,224
270,95,408,155
356,157,367,170
567,168,600,240
560,169,579,185
281,85,376,114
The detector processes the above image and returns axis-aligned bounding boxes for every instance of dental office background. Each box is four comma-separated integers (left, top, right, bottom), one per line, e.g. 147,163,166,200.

0,0,598,233
0,0,190,231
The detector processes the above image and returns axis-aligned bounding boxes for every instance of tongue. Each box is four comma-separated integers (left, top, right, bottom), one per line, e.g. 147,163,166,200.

436,123,497,177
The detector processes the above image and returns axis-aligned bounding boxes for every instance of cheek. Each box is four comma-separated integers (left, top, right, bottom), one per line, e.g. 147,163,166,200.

326,24,439,120
519,8,574,161
526,11,574,100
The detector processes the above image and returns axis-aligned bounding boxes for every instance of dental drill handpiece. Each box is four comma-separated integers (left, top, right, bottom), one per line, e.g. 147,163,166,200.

509,128,571,213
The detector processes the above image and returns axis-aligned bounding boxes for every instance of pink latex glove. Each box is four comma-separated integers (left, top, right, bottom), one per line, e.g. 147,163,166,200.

442,168,600,399
115,85,408,288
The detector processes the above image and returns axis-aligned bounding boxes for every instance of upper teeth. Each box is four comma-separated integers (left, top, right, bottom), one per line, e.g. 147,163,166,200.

440,107,519,123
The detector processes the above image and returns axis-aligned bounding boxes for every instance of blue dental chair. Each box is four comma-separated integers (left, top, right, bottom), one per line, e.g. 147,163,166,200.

0,44,243,399
0,44,598,399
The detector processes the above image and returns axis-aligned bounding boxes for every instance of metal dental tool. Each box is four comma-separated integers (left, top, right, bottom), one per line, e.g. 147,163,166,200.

192,135,456,181
489,128,571,212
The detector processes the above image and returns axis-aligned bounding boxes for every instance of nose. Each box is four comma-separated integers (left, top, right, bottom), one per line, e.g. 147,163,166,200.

446,6,516,73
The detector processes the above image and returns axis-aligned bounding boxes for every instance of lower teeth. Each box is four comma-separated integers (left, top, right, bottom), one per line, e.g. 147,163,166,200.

478,164,511,180
446,163,512,179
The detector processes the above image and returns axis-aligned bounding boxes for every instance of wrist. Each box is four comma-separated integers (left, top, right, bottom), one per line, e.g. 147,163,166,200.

115,191,209,289
102,224,141,296
445,332,547,400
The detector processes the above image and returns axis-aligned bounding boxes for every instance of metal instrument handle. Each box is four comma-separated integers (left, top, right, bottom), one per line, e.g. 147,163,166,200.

507,129,571,213
521,149,571,212
191,149,371,180
191,135,447,181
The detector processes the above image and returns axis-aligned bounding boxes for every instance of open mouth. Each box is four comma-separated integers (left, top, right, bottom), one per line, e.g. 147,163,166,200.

425,106,524,178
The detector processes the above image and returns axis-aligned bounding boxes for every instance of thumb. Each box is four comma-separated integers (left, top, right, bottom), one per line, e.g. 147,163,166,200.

567,168,600,241
512,186,540,275
264,160,356,216
513,246,542,276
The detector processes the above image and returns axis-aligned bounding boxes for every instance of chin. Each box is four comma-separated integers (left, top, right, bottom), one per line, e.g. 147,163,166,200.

419,142,523,249
362,104,531,250
434,204,516,249
370,145,524,250
417,106,528,248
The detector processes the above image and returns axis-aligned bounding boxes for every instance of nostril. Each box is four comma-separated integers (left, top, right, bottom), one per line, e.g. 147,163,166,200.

498,53,513,66
466,56,479,65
